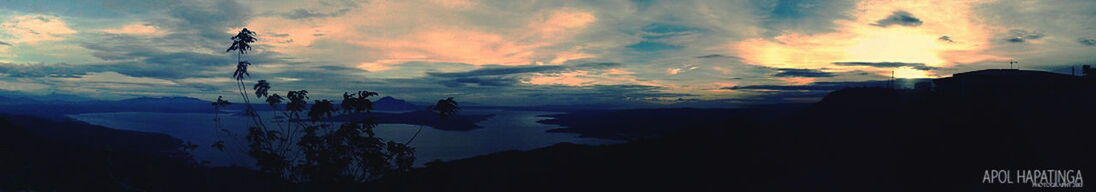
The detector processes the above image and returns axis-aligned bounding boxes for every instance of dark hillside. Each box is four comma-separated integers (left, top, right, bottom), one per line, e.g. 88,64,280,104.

369,70,1096,191
0,114,289,191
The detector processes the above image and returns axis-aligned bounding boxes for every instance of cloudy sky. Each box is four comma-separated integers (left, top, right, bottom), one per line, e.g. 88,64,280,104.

1,0,1094,106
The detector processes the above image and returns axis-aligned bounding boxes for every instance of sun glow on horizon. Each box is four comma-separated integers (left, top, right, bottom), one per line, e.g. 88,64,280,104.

733,0,1003,79
893,66,932,78
846,27,947,68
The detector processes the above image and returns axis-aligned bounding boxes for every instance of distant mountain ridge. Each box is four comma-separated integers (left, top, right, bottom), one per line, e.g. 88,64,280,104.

0,95,215,119
0,91,97,104
0,95,39,104
118,96,209,104
373,96,423,111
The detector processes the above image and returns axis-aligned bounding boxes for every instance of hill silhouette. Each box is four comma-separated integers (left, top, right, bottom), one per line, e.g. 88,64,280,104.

0,114,289,191
4,69,1094,191
537,104,807,140
0,91,97,104
0,95,38,105
0,96,214,120
369,69,1096,191
373,96,423,111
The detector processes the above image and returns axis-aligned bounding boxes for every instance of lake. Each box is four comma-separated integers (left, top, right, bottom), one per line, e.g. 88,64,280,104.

68,109,620,167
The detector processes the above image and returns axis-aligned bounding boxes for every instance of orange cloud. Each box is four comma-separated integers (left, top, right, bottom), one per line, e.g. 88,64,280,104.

778,77,815,85
102,23,162,35
244,0,599,72
528,8,597,38
667,68,683,75
1,15,77,44
432,0,477,9
523,69,662,87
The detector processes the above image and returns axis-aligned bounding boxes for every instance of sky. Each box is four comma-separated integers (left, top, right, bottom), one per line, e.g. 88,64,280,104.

1,0,1094,106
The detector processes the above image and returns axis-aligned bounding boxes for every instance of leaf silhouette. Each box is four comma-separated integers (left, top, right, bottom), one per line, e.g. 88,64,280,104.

266,93,284,108
233,61,251,80
286,90,309,112
308,99,336,121
212,96,232,108
226,28,257,54
340,90,378,114
430,97,460,118
253,80,270,98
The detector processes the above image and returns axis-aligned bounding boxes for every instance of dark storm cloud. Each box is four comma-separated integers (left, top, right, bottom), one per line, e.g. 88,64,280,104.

872,11,922,27
938,36,954,43
752,0,857,35
440,77,520,87
417,63,624,88
695,54,743,59
79,34,288,79
40,0,266,81
832,62,940,70
695,54,724,59
771,68,835,77
719,79,936,104
574,62,621,69
427,62,624,78
717,80,917,104
166,0,251,29
282,8,352,20
524,84,696,102
0,63,92,78
427,65,566,78
1079,38,1096,46
0,58,247,80
1004,29,1045,43
723,80,889,91
313,65,360,71
639,23,703,40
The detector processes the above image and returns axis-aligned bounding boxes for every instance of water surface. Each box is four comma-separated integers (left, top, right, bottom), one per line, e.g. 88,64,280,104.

69,109,620,167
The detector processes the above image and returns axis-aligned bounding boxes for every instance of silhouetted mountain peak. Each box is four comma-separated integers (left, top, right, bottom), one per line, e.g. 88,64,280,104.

0,90,95,104
40,92,96,102
0,95,39,104
373,96,421,110
120,96,206,103
375,96,404,103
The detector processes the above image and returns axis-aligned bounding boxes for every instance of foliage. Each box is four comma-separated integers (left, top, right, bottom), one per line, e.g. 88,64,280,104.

266,93,284,108
431,97,459,118
212,28,448,185
233,61,251,80
341,91,378,114
212,96,232,108
226,28,257,54
253,80,271,98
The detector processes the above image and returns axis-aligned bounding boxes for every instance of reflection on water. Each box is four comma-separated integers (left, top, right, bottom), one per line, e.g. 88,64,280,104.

68,109,620,167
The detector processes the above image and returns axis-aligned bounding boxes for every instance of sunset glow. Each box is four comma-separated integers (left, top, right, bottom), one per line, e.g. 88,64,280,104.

1,0,1093,105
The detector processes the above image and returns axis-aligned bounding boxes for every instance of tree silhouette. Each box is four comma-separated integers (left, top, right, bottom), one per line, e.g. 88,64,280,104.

211,96,232,152
342,91,378,113
406,97,462,144
212,28,441,186
253,80,270,98
431,97,460,118
227,28,256,55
